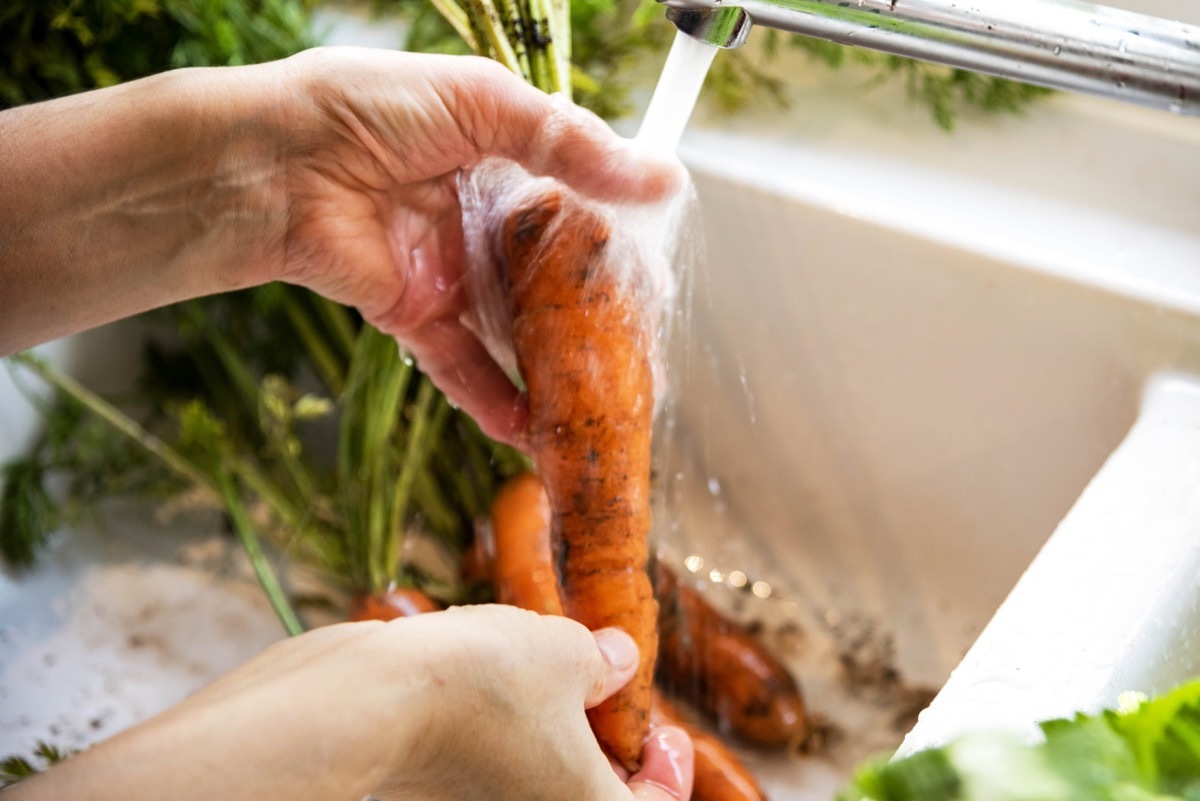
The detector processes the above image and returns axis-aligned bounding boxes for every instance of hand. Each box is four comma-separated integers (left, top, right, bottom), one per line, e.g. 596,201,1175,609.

8,605,693,801
0,47,682,441
276,48,682,444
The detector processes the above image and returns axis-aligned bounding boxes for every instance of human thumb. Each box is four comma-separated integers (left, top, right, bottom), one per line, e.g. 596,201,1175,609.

587,628,641,708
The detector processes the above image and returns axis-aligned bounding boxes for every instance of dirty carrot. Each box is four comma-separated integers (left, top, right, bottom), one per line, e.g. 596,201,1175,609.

500,190,658,771
657,567,808,748
651,691,768,801
488,471,772,801
348,587,442,622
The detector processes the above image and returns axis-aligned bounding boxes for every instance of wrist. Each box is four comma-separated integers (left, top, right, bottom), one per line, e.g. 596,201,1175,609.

0,62,294,352
183,60,294,290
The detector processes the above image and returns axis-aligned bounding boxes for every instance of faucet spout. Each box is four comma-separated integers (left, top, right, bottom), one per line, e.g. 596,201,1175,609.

665,6,752,48
658,0,1200,114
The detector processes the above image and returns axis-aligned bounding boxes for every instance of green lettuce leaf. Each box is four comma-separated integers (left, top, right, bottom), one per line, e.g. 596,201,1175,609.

842,678,1200,801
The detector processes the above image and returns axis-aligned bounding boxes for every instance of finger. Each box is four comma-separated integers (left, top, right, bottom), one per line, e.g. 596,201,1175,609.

609,754,631,783
401,322,528,446
450,59,684,204
627,727,694,801
586,628,641,708
516,97,686,205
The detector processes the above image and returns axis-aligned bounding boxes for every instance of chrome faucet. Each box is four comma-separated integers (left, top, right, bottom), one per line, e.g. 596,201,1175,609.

657,0,1199,114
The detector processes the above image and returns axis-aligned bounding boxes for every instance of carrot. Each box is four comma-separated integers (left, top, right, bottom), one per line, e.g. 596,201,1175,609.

500,190,658,771
651,691,768,801
657,567,808,748
348,587,442,622
460,532,494,585
488,471,563,616
488,471,770,800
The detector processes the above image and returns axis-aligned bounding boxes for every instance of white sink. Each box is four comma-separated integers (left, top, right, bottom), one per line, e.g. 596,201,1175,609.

656,36,1200,792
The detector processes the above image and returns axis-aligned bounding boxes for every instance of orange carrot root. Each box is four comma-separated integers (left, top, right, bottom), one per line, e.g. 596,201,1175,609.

489,471,772,800
501,190,658,771
489,472,564,616
460,533,494,586
348,587,442,622
657,567,808,748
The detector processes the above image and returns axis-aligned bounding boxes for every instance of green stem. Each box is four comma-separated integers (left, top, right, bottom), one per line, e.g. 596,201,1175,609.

182,302,260,409
339,326,412,591
367,347,409,591
10,352,309,638
412,466,460,540
188,342,253,448
525,0,553,91
234,456,306,534
462,0,525,76
429,0,482,53
312,296,358,361
189,299,323,505
544,0,572,95
283,296,345,396
10,353,211,491
497,0,533,83
216,472,304,636
387,379,445,574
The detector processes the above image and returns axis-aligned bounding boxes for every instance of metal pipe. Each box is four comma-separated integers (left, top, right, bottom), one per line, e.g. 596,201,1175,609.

658,0,1200,114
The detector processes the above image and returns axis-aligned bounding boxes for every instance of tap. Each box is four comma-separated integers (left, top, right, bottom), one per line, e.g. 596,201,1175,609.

657,0,1200,114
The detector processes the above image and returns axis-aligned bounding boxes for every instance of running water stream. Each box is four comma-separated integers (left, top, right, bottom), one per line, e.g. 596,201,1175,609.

636,31,720,152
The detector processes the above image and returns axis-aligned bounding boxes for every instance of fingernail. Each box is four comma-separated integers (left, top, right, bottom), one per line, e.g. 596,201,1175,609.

594,628,639,672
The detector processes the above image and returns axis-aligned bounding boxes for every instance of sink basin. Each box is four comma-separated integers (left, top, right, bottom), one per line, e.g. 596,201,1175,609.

656,50,1200,793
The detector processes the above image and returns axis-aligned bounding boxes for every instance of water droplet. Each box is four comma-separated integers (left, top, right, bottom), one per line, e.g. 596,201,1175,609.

751,581,772,599
1053,45,1062,56
403,356,414,367
684,554,704,572
736,361,757,425
709,568,725,583
727,570,748,588
707,477,721,495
